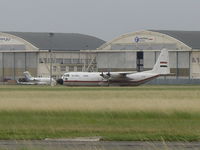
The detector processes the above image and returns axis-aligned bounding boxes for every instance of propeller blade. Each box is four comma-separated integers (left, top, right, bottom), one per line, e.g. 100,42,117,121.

100,72,104,77
106,72,111,77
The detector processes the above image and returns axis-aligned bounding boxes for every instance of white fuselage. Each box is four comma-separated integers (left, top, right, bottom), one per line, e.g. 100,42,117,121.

112,71,159,86
62,71,159,86
61,49,169,86
62,72,108,86
27,77,56,85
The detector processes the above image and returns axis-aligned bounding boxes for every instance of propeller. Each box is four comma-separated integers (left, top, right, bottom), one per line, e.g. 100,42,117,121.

100,72,104,77
100,72,111,85
100,72,111,79
106,72,111,77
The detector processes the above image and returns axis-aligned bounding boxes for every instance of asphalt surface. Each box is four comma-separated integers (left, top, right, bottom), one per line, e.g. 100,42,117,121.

0,140,200,150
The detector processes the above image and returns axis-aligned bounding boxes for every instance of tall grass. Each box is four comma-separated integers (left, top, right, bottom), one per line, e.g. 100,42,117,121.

0,85,199,112
0,85,199,140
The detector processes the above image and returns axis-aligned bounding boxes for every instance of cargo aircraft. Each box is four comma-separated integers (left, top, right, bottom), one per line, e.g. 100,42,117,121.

17,71,56,85
58,49,170,86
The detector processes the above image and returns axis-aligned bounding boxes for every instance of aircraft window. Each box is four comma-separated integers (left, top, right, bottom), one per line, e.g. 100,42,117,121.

83,75,88,77
65,74,69,77
72,75,79,77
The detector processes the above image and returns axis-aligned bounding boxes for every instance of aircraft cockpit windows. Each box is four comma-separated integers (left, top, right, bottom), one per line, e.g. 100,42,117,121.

63,74,69,80
64,74,69,77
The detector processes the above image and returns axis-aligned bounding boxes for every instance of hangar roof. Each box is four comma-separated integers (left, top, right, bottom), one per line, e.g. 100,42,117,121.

150,30,200,49
4,32,105,51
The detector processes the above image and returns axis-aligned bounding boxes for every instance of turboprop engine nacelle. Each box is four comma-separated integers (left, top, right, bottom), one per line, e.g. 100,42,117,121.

100,72,111,79
100,72,124,79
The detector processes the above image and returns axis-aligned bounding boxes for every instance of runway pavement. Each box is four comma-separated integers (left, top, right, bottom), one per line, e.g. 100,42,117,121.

0,140,200,150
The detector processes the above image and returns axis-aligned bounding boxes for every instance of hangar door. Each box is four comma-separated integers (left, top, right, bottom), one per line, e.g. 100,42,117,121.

137,51,143,72
0,52,38,81
96,52,136,71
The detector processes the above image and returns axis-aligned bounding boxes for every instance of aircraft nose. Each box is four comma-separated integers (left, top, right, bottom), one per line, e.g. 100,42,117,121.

56,78,64,85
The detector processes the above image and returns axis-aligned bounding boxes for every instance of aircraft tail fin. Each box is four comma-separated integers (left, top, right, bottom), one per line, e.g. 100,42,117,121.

23,71,33,80
151,49,170,75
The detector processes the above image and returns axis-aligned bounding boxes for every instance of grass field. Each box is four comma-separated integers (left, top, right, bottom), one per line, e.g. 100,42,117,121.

0,85,200,141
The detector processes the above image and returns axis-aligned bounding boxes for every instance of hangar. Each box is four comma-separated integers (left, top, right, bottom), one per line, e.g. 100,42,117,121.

1,30,200,84
0,32,105,82
95,30,200,84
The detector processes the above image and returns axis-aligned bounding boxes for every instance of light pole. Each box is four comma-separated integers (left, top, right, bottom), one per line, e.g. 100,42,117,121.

49,49,52,85
49,33,54,86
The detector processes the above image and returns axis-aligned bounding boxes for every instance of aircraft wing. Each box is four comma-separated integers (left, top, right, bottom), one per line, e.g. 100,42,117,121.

117,72,134,76
100,71,136,80
159,73,175,76
17,81,37,85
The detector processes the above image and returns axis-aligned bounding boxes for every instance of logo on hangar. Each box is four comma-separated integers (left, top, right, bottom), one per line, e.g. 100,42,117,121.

134,36,154,43
0,37,11,41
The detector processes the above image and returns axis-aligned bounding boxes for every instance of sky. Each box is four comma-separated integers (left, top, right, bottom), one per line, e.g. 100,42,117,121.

0,0,200,41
